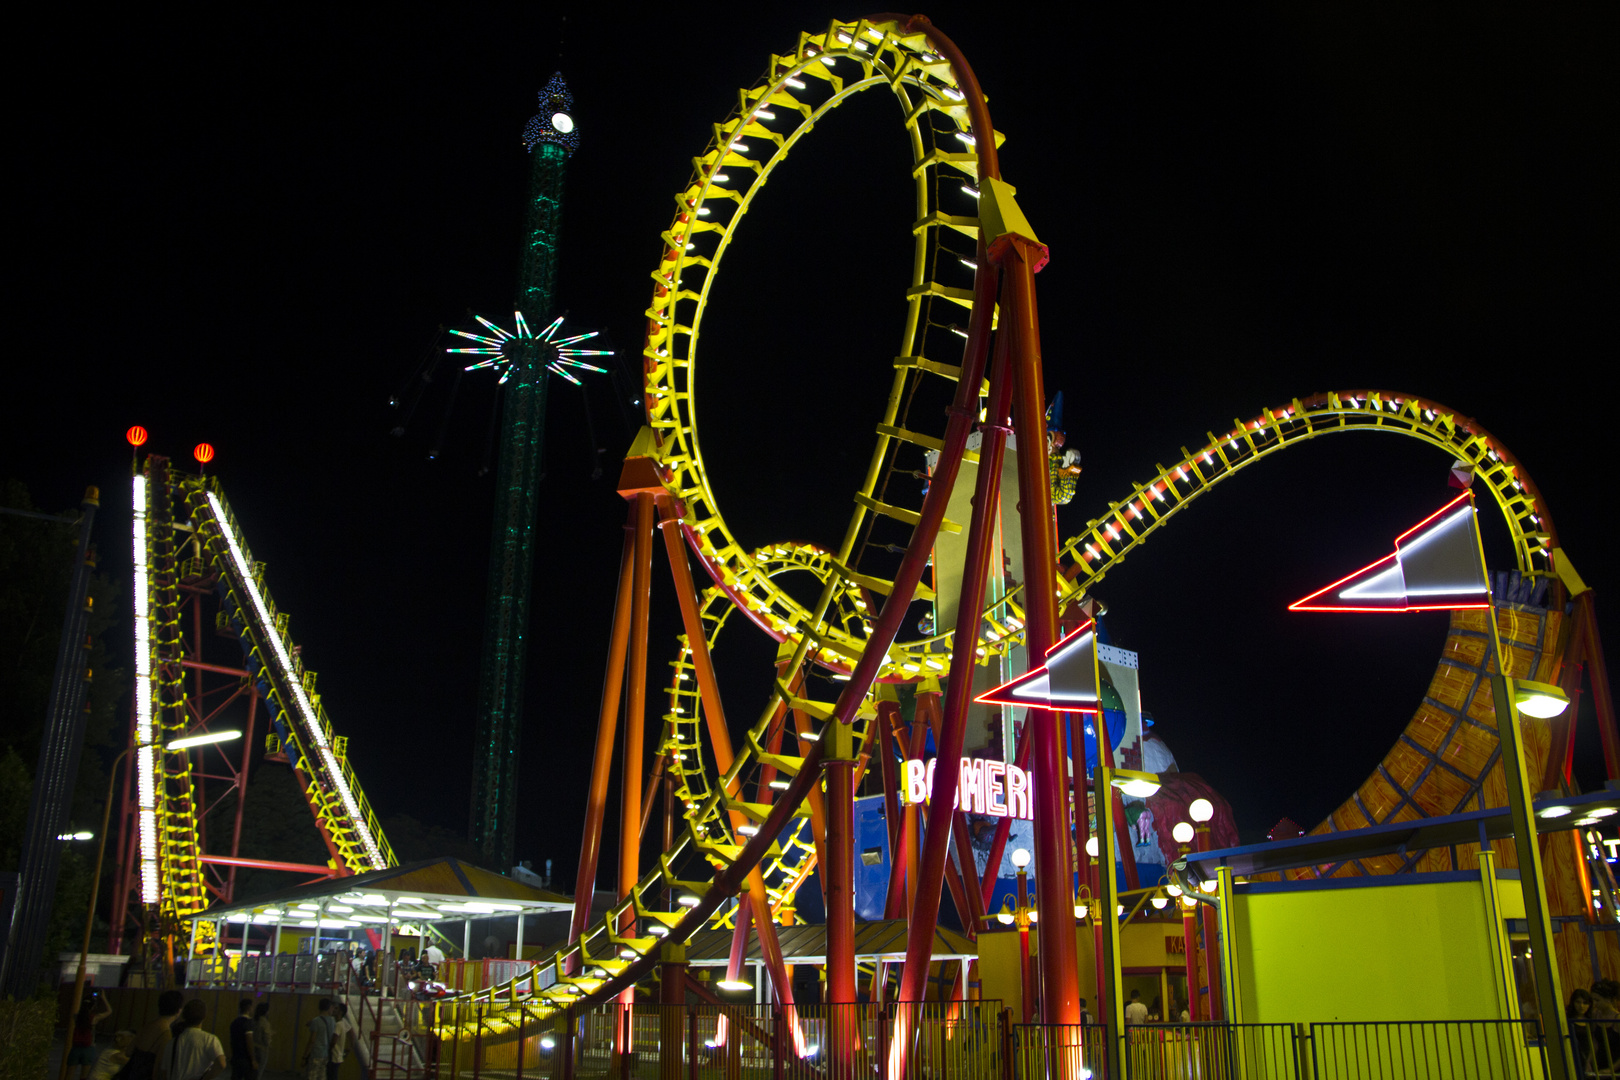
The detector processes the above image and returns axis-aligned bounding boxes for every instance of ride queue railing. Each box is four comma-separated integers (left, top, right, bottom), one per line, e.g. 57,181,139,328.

1009,1019,1546,1079
1570,1019,1620,1079
1310,1020,1544,1078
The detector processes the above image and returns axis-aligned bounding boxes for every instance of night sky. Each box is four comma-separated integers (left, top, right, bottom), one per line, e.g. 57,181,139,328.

9,7,1615,884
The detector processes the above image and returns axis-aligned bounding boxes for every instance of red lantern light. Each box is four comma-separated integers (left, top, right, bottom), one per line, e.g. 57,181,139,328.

126,426,149,447
193,443,216,465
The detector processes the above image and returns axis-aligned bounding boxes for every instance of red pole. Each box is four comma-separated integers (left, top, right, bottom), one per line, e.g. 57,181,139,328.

1003,235,1081,1029
1195,825,1223,1021
895,254,1011,1013
224,688,257,903
620,492,655,908
1017,869,1032,1023
569,510,636,956
826,741,857,1007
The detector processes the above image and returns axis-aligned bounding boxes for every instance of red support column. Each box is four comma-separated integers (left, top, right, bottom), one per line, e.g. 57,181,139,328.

617,490,656,1010
1004,234,1081,1030
224,688,257,903
825,721,858,1066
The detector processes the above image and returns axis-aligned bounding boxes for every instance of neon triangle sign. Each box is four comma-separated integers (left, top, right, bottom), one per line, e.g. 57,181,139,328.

975,621,1102,713
1290,492,1491,613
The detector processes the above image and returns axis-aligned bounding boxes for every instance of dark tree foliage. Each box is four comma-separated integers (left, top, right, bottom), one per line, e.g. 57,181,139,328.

0,479,127,966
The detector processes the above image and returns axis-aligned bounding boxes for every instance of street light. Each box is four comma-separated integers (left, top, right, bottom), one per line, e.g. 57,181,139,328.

1513,680,1571,719
1188,799,1214,823
1095,764,1162,1057
60,729,241,1080
1000,847,1037,1022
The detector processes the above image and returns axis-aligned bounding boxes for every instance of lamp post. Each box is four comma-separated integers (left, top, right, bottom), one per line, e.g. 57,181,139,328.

1096,767,1160,1077
1185,797,1224,1022
60,729,239,1080
996,847,1037,1022
1171,820,1201,1020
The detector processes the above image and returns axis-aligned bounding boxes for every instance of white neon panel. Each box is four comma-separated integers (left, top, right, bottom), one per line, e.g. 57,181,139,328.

204,492,385,869
131,474,160,906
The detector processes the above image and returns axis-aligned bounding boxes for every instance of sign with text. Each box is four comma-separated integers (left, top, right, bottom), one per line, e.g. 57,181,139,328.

901,757,1034,820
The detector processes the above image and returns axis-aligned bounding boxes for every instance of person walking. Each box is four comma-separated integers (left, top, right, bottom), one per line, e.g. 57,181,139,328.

1125,989,1149,1024
302,999,335,1080
227,999,256,1080
250,1003,273,1080
328,1003,353,1080
125,990,184,1080
160,1000,226,1080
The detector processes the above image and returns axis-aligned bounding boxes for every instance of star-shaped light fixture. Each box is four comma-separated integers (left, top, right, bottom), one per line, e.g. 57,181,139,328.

446,313,612,386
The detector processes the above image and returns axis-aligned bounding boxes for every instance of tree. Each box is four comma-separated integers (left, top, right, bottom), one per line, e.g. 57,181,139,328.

0,479,126,977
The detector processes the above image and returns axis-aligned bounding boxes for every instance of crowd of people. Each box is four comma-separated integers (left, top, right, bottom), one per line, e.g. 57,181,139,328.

64,988,351,1080
1569,980,1620,1077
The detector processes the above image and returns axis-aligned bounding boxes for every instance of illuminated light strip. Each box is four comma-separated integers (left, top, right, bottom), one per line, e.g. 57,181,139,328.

204,492,386,870
131,474,160,904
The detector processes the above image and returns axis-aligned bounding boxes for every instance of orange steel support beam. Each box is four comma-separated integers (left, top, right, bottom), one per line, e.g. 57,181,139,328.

569,510,638,955
620,491,655,904
659,506,799,1015
1004,232,1081,1029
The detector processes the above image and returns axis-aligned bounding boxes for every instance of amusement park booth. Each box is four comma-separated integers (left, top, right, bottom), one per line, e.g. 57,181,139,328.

1186,788,1620,1027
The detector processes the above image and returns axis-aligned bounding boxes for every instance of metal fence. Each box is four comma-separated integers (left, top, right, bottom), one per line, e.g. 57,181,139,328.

1008,1022,1109,1079
1310,1020,1545,1079
1571,1018,1620,1079
562,1000,1005,1080
1125,1023,1298,1080
1005,1020,1547,1080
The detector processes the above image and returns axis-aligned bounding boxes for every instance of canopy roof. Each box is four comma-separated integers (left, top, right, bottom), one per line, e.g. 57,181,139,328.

188,857,573,929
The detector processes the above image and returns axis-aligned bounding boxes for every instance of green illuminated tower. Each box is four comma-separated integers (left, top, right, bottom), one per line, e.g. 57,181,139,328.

462,75,604,870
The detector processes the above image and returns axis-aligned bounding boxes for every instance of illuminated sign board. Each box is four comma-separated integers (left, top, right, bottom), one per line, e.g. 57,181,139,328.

900,756,1034,820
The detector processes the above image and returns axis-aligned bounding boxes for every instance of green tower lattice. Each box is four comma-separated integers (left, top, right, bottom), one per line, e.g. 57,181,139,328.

468,76,579,869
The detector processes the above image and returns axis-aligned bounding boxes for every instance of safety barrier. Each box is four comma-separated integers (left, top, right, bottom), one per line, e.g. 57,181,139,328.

1009,1022,1110,1079
1125,1022,1298,1079
1571,1018,1620,1078
1310,1019,1544,1079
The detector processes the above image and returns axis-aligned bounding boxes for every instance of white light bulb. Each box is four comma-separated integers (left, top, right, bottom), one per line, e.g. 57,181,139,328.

1188,799,1214,823
1172,822,1196,844
1010,847,1031,869
1085,837,1100,858
551,112,575,134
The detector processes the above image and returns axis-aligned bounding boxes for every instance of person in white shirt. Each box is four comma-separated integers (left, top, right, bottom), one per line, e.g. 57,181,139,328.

422,943,446,965
327,1003,354,1080
161,999,226,1080
1124,989,1149,1025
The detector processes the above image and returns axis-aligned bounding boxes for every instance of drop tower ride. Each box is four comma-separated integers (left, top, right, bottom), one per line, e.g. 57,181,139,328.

468,76,580,869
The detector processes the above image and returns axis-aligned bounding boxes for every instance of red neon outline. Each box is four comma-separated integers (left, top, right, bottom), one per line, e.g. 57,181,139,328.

1043,620,1096,659
1290,492,1489,613
1288,553,1401,612
974,622,1102,713
1394,491,1474,546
